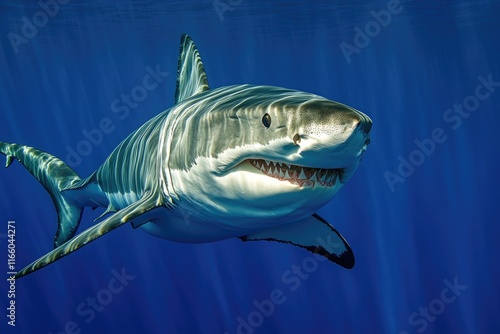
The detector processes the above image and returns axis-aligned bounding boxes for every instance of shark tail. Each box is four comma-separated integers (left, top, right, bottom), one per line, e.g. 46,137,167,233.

0,142,84,248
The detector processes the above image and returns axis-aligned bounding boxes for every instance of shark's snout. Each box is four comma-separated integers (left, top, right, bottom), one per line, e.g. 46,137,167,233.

288,102,371,170
295,100,371,140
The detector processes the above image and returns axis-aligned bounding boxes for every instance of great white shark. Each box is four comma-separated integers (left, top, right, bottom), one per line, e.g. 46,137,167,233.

1,34,371,279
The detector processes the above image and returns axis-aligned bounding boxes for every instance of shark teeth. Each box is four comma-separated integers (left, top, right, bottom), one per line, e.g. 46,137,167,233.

320,173,327,183
298,168,306,180
247,159,341,188
279,169,285,178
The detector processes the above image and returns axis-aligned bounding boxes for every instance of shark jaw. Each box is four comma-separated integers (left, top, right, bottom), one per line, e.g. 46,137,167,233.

246,159,342,188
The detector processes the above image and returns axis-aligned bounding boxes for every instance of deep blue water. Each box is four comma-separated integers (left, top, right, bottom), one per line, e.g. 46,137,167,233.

0,1,499,333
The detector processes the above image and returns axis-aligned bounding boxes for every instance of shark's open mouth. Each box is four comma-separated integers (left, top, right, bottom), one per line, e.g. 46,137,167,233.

247,159,342,187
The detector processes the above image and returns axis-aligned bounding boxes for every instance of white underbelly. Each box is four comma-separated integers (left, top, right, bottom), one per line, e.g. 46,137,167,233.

138,209,252,243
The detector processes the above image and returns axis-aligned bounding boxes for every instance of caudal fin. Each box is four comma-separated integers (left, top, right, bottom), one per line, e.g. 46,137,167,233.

0,142,84,247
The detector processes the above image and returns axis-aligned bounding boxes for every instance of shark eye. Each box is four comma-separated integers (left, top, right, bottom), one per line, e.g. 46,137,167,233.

262,113,272,128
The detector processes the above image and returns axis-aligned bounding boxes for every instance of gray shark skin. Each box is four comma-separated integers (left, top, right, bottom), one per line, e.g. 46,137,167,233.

0,34,371,279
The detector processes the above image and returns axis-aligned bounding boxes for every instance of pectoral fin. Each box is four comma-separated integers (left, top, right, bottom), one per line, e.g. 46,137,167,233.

240,213,354,269
16,190,162,279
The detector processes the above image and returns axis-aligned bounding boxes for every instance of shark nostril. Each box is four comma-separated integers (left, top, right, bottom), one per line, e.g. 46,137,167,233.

293,133,301,145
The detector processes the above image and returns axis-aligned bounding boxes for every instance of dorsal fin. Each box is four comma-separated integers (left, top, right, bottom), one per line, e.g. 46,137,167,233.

174,34,209,104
